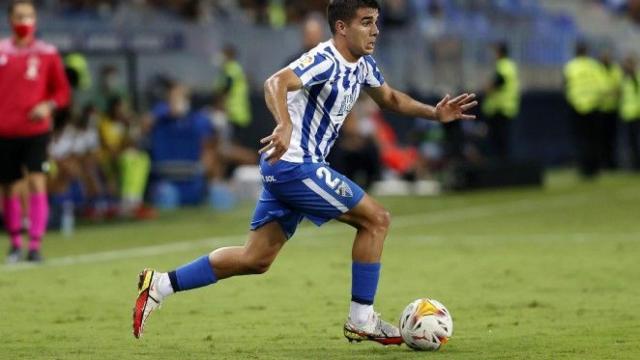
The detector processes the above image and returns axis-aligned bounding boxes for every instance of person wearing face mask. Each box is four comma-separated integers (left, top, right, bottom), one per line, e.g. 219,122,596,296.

148,82,216,206
0,0,71,263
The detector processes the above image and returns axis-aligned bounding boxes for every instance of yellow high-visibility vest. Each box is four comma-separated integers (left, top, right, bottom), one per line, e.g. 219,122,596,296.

599,64,623,113
482,58,520,119
620,71,640,122
564,56,605,115
64,53,92,90
222,60,251,127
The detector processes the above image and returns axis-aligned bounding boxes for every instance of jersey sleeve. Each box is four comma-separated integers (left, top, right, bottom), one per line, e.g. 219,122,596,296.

288,52,335,88
363,56,385,88
47,51,71,108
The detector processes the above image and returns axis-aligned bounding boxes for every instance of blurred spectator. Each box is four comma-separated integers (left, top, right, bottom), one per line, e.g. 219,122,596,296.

564,42,606,179
214,44,252,132
205,96,257,181
597,49,623,169
300,12,326,51
98,96,153,218
148,82,215,206
48,109,81,210
94,64,127,113
381,0,411,28
481,42,520,160
73,104,109,219
285,12,325,64
64,52,94,115
620,54,640,170
64,53,92,92
630,0,640,23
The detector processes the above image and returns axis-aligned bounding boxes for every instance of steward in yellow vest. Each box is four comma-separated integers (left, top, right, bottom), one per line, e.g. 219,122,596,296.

482,42,520,159
563,42,604,178
620,55,640,170
217,45,252,129
597,51,623,169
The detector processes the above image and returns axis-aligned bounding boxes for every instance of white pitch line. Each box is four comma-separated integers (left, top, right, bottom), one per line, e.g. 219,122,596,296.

0,235,242,273
0,191,613,273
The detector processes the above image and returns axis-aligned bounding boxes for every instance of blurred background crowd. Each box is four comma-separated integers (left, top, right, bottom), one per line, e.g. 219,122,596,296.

1,0,639,231
22,0,640,26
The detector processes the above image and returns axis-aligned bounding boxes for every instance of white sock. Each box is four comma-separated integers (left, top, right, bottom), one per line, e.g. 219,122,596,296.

349,301,374,326
155,273,175,298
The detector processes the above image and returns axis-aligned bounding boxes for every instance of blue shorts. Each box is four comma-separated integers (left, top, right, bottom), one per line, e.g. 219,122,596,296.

250,156,365,239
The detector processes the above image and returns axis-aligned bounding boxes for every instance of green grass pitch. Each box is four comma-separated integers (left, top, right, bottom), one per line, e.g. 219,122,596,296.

1,171,639,359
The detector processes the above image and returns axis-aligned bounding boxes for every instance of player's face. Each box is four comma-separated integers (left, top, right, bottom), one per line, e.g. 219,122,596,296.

10,4,37,27
345,8,379,56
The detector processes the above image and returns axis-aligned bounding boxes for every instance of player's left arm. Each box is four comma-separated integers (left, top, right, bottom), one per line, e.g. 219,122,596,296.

48,52,72,108
365,83,478,123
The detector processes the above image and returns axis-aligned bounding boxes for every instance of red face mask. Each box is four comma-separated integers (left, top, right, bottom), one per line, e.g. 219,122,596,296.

12,23,36,39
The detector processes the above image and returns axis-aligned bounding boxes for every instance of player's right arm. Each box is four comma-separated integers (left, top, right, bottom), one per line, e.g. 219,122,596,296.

366,83,477,123
261,68,303,164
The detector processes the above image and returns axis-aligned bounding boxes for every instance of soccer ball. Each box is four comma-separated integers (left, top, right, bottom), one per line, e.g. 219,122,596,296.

399,298,453,351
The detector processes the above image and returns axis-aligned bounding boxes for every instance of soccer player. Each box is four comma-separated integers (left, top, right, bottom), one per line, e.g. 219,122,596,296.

133,0,477,344
0,0,71,263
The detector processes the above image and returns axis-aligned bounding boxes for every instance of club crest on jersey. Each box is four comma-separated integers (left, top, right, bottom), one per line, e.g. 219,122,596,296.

299,54,314,69
336,182,353,198
337,92,357,117
25,56,40,80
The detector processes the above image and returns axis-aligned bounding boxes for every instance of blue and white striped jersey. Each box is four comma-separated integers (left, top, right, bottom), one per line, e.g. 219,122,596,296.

281,40,384,163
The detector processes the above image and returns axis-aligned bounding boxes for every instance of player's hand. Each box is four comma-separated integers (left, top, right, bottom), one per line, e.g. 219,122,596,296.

259,122,292,165
435,93,478,123
29,101,54,122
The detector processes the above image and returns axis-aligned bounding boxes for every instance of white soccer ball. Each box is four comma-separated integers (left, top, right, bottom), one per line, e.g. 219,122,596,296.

399,298,453,351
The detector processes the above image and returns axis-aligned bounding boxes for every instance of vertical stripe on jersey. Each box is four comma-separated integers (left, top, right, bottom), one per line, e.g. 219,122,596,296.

324,123,342,160
300,64,334,162
364,56,384,86
342,67,352,89
313,65,344,161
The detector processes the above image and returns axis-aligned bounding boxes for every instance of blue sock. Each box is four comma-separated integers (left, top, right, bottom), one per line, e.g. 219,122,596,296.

351,262,381,305
168,255,218,292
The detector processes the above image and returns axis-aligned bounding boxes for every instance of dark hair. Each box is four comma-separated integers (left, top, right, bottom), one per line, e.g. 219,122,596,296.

575,41,588,57
327,0,380,35
223,43,237,59
8,0,34,15
495,41,509,57
106,96,125,118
